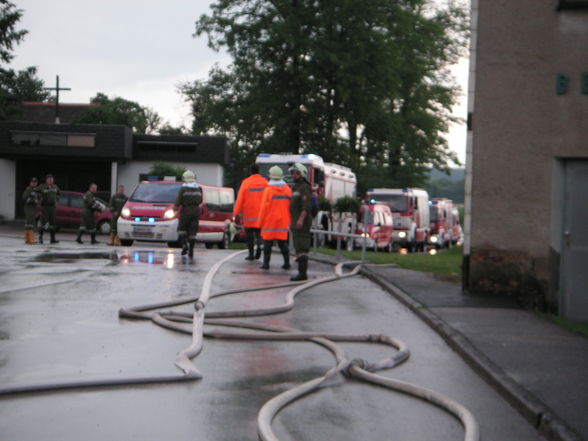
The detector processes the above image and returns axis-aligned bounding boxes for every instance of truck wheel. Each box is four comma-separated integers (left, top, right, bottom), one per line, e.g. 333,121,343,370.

120,239,133,246
205,242,214,249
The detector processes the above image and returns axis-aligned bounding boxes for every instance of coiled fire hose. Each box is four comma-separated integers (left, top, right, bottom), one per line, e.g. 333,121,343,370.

0,249,479,441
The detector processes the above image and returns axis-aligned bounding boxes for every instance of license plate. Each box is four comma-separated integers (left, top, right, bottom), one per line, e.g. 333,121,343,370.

133,225,153,234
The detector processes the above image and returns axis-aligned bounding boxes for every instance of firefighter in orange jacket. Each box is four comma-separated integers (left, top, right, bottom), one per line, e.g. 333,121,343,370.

233,163,268,260
258,166,291,270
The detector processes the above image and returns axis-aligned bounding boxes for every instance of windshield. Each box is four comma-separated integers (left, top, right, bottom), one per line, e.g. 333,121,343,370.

130,183,183,203
429,205,439,221
358,207,374,224
258,163,294,184
369,194,408,212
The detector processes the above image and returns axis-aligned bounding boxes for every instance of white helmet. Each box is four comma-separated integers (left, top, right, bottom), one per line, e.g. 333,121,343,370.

269,166,283,180
289,162,307,178
182,170,195,183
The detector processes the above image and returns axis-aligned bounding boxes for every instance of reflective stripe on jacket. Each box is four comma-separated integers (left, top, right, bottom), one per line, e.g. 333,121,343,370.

233,173,268,228
258,182,292,241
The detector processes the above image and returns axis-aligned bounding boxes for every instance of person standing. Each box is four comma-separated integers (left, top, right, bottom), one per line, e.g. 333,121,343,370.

76,183,101,244
233,163,268,260
37,174,60,244
174,170,202,258
289,162,312,281
108,184,128,246
258,166,291,270
22,177,40,244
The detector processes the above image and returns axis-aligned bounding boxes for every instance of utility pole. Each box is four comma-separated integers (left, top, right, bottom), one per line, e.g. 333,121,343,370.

44,75,71,124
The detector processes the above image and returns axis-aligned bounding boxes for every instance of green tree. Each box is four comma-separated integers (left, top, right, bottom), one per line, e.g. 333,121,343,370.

0,0,26,64
76,93,159,133
147,162,186,179
0,1,49,120
190,0,468,187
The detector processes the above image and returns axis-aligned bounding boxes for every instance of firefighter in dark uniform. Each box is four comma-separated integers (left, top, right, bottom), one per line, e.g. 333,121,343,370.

174,170,203,258
76,183,102,244
108,184,128,246
289,162,312,281
37,174,60,244
22,177,40,244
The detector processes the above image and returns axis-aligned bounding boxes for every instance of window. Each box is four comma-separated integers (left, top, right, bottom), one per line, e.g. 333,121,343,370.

10,131,96,148
557,0,588,9
70,194,84,209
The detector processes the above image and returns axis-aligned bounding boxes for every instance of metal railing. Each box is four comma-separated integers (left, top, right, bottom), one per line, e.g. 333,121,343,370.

310,223,369,262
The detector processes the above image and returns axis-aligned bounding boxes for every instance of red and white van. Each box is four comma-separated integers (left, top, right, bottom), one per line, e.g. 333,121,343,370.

117,178,235,248
353,202,394,251
366,188,430,252
428,198,453,248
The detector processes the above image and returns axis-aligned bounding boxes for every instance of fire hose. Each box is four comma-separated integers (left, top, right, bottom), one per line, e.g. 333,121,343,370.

0,249,479,441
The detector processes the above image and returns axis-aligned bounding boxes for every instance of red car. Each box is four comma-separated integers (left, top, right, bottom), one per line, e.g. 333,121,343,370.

36,190,113,234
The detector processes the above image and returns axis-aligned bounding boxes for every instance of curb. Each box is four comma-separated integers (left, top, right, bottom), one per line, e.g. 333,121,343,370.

359,265,583,441
308,253,582,441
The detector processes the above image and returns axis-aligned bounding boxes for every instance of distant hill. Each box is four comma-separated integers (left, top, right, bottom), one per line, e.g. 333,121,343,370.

425,168,465,204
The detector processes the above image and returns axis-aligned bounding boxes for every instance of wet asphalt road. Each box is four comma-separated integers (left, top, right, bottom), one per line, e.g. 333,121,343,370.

0,228,545,441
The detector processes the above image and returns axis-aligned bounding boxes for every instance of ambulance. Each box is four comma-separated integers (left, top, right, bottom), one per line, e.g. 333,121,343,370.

117,177,235,248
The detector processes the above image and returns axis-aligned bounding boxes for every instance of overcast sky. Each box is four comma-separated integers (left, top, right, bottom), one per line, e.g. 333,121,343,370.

8,0,468,165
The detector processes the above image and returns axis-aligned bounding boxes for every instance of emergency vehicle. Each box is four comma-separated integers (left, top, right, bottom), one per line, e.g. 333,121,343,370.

428,198,453,248
366,188,430,252
117,177,236,248
353,202,394,251
255,153,357,247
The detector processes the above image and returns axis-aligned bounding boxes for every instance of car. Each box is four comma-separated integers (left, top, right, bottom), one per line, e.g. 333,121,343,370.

117,178,237,248
35,190,113,234
353,202,394,252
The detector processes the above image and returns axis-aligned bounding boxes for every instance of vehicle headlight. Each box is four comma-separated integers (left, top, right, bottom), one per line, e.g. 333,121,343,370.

163,209,176,219
121,207,130,217
398,231,407,238
430,235,438,243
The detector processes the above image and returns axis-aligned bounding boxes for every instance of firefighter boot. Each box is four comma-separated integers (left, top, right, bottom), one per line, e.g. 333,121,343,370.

27,230,37,244
91,233,98,244
76,230,84,244
245,237,254,260
107,232,115,246
179,232,188,256
260,241,272,269
114,234,122,246
290,255,308,281
254,235,263,260
24,230,31,244
279,242,290,269
50,231,59,244
38,230,44,244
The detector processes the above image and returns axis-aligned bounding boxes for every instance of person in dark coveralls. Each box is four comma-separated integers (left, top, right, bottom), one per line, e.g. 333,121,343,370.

108,184,128,246
233,163,268,260
174,170,203,258
37,174,60,244
289,163,312,281
22,177,40,244
76,183,102,244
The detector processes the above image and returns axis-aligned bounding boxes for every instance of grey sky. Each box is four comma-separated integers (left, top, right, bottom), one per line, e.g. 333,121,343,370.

8,0,467,164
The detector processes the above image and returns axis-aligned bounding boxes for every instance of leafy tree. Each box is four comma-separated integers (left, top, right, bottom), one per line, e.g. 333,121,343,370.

189,0,468,187
0,0,26,64
158,123,189,135
0,1,49,120
147,162,186,179
76,93,158,133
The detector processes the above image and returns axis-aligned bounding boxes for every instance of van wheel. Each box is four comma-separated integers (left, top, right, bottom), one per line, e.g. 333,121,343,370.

218,231,230,249
120,239,133,246
205,242,214,249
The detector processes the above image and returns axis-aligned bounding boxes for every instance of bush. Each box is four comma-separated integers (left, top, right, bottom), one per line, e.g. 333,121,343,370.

318,196,331,211
334,196,360,213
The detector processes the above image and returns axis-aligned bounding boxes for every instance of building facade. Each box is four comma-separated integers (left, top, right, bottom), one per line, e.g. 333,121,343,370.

0,121,229,220
464,0,588,322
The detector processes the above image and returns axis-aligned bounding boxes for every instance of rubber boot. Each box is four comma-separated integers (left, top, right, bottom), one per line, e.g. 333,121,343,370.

114,234,122,246
107,232,115,246
24,230,32,244
279,241,290,269
27,230,37,244
260,241,272,269
38,230,44,244
254,235,262,260
290,255,308,281
188,239,195,258
50,231,59,244
76,230,84,244
245,238,254,260
179,232,188,256
91,232,98,244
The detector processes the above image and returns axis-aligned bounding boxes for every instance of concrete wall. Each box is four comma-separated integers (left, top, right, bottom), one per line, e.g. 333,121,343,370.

467,0,588,308
0,159,16,220
116,161,225,195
